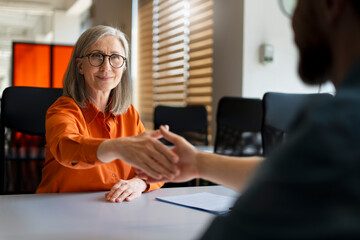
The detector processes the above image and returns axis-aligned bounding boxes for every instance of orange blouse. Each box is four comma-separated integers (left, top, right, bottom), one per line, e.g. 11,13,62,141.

36,96,163,193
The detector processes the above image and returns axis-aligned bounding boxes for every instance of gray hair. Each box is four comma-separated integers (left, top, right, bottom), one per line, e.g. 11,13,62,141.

63,25,131,115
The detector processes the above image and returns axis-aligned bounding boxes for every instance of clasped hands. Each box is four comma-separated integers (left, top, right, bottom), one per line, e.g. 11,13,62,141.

104,125,198,203
135,125,199,185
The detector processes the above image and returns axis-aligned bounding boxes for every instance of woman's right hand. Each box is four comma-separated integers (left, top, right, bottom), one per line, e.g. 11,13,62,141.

137,125,200,183
97,126,179,180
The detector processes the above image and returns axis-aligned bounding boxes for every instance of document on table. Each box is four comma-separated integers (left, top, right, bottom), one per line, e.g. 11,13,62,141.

156,192,237,215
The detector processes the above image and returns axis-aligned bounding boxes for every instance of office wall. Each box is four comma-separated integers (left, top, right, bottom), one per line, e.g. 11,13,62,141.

212,0,244,110
242,0,321,98
53,11,81,44
92,0,132,40
213,0,328,101
211,0,335,142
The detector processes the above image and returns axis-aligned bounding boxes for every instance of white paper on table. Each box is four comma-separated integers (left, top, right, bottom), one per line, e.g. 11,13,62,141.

156,192,237,215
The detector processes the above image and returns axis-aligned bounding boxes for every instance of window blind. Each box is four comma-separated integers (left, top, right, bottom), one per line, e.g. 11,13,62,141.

137,0,154,129
137,0,213,140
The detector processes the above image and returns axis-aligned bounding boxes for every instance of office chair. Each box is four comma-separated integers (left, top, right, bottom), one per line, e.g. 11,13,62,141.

154,105,208,146
214,97,263,157
262,92,333,157
0,86,63,194
154,105,208,187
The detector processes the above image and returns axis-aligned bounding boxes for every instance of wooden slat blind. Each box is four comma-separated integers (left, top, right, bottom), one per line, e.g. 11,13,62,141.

137,0,154,128
152,0,189,109
137,0,213,140
188,0,214,137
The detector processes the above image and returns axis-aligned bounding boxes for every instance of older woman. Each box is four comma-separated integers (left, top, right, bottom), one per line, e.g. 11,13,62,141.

36,25,178,202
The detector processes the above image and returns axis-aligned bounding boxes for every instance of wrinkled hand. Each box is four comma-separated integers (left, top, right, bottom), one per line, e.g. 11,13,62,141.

137,126,199,183
105,178,147,203
98,125,179,180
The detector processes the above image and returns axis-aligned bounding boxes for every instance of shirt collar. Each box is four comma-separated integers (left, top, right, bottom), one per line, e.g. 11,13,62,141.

82,99,116,124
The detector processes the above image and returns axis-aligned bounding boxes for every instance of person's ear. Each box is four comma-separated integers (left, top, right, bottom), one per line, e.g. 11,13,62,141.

76,58,84,75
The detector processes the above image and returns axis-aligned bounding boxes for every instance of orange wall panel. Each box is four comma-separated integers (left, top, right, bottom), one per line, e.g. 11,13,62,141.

13,43,74,88
52,46,73,88
13,44,51,87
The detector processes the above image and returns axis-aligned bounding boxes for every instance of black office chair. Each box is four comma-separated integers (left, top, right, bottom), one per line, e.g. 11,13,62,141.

0,86,63,194
154,105,208,146
154,105,208,187
214,97,263,156
262,92,333,157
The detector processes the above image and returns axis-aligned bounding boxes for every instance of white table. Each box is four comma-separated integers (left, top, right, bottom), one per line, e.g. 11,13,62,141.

195,145,214,153
0,186,238,240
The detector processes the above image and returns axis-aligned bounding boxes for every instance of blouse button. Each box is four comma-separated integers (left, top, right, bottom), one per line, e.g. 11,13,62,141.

112,173,116,177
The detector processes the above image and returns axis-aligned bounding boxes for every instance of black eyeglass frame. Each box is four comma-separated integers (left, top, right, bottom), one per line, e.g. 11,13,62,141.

79,52,127,69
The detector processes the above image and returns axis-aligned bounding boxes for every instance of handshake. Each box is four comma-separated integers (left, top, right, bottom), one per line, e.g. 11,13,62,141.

98,124,261,192
134,125,262,191
135,125,201,185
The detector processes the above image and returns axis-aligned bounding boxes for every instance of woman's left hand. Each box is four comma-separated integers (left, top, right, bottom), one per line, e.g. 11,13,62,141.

105,178,147,203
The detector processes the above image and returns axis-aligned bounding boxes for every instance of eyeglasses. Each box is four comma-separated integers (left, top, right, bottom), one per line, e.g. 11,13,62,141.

279,0,298,17
80,52,126,68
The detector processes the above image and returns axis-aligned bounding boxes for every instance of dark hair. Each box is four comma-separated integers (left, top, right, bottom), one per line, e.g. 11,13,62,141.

351,0,360,15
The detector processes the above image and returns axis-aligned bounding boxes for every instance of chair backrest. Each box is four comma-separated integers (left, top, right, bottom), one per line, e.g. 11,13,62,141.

1,87,63,136
0,86,63,194
214,97,263,156
154,105,208,146
262,92,333,157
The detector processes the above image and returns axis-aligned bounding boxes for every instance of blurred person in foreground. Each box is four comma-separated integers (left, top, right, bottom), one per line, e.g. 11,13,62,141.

140,0,360,238
36,25,179,202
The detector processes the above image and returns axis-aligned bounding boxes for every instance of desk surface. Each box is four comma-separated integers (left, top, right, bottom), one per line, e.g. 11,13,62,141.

195,145,214,153
0,186,238,240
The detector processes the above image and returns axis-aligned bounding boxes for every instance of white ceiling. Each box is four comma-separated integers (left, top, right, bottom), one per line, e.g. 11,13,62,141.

0,0,73,43
0,0,91,88
0,0,88,49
